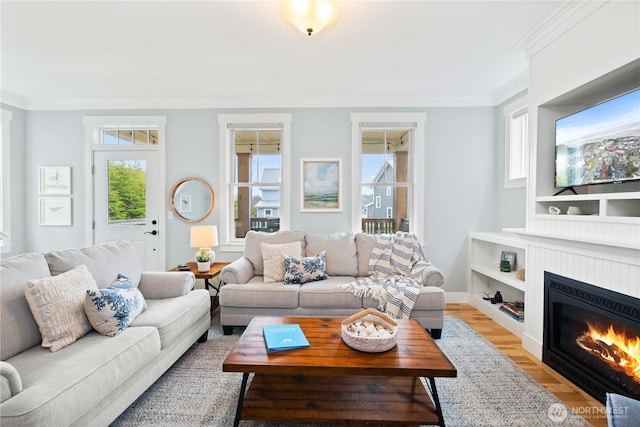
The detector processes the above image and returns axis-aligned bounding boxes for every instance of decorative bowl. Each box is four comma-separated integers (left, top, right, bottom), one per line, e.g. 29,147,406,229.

341,308,398,353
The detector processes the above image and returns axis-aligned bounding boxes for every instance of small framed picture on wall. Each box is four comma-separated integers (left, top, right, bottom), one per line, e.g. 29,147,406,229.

39,198,72,226
39,166,71,195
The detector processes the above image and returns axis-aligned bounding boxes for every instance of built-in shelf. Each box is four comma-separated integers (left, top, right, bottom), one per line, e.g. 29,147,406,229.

468,232,527,338
535,192,640,219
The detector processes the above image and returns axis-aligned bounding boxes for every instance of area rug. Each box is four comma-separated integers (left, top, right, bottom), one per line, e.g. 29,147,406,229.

111,314,590,427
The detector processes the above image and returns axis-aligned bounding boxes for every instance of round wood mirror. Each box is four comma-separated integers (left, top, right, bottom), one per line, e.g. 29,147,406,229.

169,177,215,223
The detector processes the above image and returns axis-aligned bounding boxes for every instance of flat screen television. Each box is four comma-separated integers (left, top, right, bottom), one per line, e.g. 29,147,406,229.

555,88,640,190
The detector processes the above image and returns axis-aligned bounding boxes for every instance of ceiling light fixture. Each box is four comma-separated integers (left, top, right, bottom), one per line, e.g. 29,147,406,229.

281,0,341,36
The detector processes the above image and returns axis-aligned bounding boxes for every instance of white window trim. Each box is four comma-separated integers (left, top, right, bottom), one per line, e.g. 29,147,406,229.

350,112,426,243
83,116,166,248
218,113,292,250
504,96,528,189
1,109,13,253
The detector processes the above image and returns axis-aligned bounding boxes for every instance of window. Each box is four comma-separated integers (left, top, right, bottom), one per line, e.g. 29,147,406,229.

351,113,426,240
219,114,291,246
1,109,12,253
101,128,158,145
504,96,528,189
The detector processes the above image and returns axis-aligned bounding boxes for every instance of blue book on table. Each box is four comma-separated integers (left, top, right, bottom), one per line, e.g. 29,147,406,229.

262,324,310,353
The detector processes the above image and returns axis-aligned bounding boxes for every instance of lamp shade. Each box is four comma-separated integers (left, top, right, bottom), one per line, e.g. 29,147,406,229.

190,225,218,248
281,0,340,36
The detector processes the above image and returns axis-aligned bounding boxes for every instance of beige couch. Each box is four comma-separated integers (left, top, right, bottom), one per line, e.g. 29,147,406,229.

0,241,211,427
220,231,446,337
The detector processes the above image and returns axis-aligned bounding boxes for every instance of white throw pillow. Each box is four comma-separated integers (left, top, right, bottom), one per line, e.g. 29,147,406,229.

261,241,302,283
25,264,98,352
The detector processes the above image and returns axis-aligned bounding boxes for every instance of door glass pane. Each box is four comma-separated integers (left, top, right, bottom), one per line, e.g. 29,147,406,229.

108,160,147,225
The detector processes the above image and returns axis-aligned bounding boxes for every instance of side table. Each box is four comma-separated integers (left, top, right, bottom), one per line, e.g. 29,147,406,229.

169,262,230,310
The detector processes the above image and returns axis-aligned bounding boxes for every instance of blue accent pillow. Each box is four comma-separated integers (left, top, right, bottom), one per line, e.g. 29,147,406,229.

84,274,147,336
283,251,328,284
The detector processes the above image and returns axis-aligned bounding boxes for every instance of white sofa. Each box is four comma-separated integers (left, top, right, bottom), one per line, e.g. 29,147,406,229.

0,241,211,427
220,231,446,337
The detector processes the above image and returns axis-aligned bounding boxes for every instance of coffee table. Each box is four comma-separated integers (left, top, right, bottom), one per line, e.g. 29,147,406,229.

222,316,457,426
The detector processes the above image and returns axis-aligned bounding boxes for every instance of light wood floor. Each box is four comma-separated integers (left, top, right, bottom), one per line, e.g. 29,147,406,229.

445,303,608,427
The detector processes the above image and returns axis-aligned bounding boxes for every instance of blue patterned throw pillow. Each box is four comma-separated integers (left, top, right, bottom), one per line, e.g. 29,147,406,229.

283,251,328,284
84,274,146,336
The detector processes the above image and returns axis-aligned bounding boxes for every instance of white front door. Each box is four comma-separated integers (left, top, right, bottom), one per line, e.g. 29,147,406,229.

93,149,161,270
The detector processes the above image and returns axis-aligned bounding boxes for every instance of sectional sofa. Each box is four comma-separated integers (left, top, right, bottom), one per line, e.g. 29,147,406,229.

219,231,446,337
0,241,211,427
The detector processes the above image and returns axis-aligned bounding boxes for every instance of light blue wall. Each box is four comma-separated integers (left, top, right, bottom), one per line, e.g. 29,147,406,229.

423,107,497,291
4,105,502,292
495,92,527,229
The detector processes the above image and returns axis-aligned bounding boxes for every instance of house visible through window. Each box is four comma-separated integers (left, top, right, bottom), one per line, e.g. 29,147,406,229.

218,114,291,245
351,112,425,239
504,96,528,189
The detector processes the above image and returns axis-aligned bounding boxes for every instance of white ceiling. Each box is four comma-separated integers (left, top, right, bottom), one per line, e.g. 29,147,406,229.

1,0,568,110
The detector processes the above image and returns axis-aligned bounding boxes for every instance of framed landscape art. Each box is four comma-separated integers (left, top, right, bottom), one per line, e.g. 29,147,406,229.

301,158,342,212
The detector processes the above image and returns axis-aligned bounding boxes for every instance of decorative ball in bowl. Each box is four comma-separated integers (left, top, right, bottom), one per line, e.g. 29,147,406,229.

341,308,398,353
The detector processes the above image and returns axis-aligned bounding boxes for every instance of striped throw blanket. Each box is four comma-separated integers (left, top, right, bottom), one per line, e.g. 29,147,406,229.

339,232,432,319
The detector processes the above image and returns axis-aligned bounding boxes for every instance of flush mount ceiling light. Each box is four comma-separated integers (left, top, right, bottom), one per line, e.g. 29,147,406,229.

281,0,341,36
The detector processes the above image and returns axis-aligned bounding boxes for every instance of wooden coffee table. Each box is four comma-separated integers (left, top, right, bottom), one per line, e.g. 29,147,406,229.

222,316,457,426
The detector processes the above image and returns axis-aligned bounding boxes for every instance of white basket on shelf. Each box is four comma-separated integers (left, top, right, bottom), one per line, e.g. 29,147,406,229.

341,308,398,353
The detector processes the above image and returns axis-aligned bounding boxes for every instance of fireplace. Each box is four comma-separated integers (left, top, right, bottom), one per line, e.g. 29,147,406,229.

543,272,640,404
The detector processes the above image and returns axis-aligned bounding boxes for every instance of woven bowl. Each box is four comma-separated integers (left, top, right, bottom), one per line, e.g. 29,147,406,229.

341,308,398,353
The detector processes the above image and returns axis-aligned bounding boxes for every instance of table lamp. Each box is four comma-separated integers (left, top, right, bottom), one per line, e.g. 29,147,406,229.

190,225,218,266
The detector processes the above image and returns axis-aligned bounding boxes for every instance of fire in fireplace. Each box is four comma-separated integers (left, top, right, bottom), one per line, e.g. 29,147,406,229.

576,321,640,384
543,272,640,404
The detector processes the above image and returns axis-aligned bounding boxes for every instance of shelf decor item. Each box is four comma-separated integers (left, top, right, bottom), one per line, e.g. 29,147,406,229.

500,251,516,272
196,257,211,273
341,308,398,353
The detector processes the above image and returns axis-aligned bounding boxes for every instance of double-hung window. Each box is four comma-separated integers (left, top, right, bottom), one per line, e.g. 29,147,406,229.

218,114,291,246
351,113,426,241
504,96,528,189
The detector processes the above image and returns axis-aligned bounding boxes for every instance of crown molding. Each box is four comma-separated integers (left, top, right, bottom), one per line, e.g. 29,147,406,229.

2,93,506,111
513,0,609,58
492,70,529,106
0,91,27,110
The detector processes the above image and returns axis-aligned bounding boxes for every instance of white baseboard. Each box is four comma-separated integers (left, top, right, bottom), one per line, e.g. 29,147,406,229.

522,332,543,360
445,292,469,304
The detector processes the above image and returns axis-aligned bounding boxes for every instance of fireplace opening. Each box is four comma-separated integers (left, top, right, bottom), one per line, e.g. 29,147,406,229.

543,272,640,404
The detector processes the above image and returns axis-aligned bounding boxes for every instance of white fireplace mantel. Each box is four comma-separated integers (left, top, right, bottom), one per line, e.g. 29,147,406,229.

520,233,639,359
